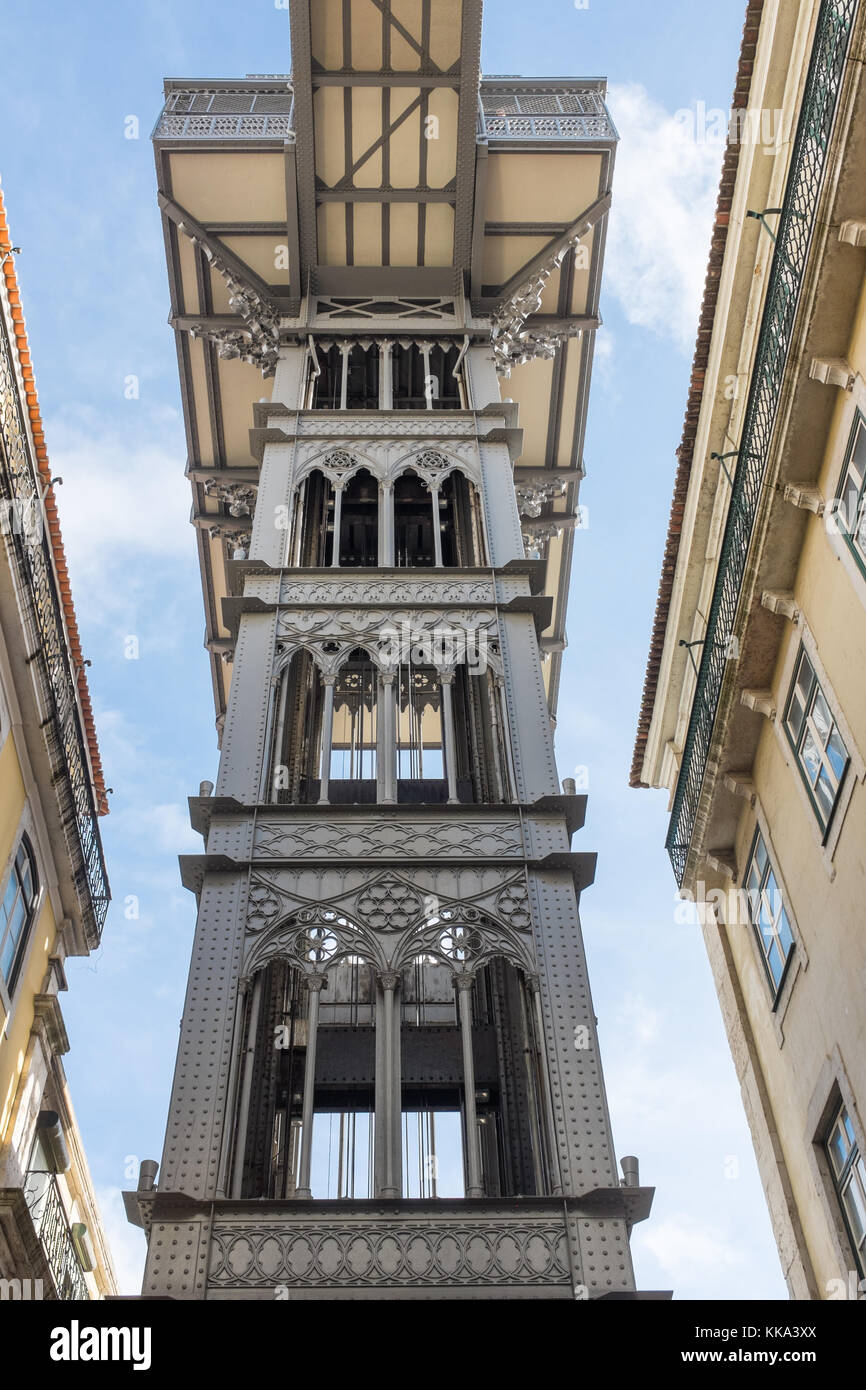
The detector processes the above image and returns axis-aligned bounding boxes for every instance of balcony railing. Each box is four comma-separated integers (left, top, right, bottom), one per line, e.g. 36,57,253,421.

153,83,616,145
478,87,616,142
666,0,859,886
0,317,110,942
24,1172,89,1301
153,87,294,140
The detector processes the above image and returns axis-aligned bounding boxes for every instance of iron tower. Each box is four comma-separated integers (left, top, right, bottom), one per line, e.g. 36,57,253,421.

126,0,659,1300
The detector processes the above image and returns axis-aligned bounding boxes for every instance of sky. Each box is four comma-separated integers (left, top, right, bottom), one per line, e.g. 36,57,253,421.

0,0,787,1298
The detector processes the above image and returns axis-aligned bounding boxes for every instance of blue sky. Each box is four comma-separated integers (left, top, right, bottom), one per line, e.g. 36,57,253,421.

0,0,786,1297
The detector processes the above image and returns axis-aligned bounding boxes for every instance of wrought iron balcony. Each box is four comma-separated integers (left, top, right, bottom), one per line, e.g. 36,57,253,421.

0,319,110,943
24,1172,90,1301
478,83,616,143
153,80,616,146
153,85,294,141
666,0,859,886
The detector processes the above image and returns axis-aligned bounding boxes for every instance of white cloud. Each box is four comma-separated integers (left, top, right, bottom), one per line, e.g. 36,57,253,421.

88,706,148,782
42,413,191,592
606,1050,744,1138
133,802,202,854
636,1213,745,1277
592,326,617,391
605,83,726,352
615,990,661,1045
89,705,214,817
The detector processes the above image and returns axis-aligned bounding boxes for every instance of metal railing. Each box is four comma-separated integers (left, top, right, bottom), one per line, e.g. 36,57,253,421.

24,1172,90,1301
0,317,110,941
666,0,859,885
154,88,294,140
478,88,616,142
154,82,615,144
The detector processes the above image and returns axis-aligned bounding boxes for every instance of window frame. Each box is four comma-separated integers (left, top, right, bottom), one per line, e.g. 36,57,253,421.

825,1100,866,1281
306,339,466,412
742,825,796,1003
834,408,866,582
0,834,39,997
782,646,850,840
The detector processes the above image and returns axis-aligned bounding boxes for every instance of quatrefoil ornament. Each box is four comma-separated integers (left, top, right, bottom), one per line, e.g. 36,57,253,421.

293,926,339,965
247,883,281,932
496,882,532,931
439,925,481,963
356,879,422,932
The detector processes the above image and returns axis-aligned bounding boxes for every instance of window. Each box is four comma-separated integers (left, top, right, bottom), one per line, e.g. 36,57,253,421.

240,949,553,1201
396,664,446,798
834,411,866,578
337,470,379,566
310,343,380,410
307,340,464,411
269,650,326,805
783,648,849,834
391,343,461,410
394,471,435,567
743,829,794,996
826,1102,866,1278
328,648,379,801
0,836,38,993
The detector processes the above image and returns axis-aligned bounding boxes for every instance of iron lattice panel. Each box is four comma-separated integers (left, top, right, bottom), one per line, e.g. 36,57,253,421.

207,1215,572,1289
666,0,859,886
154,89,294,140
478,87,615,141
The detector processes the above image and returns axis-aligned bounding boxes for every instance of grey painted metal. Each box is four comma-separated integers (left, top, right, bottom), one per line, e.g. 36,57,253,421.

457,977,484,1197
295,975,322,1198
231,970,262,1199
139,344,644,1292
140,4,650,1303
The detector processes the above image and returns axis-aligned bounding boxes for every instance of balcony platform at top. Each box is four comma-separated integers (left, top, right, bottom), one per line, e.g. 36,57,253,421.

153,77,617,150
152,0,617,726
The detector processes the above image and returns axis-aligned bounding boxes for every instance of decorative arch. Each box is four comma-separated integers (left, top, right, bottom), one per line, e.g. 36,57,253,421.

269,619,507,805
389,448,478,490
243,905,385,980
289,454,382,568
395,905,535,977
275,610,501,672
296,446,384,489
274,637,389,680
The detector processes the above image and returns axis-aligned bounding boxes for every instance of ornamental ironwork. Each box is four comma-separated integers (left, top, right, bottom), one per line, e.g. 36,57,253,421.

478,88,615,143
153,88,294,141
666,0,859,886
24,1172,90,1301
0,316,110,943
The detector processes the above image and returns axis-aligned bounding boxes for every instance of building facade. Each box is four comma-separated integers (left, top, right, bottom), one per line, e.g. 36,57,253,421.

633,0,865,1299
128,0,662,1300
0,190,115,1300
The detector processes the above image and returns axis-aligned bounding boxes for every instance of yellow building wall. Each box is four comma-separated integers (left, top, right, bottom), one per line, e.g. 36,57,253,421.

0,720,60,1145
724,274,866,1295
0,730,27,879
0,725,114,1294
0,898,58,1145
0,727,30,1129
